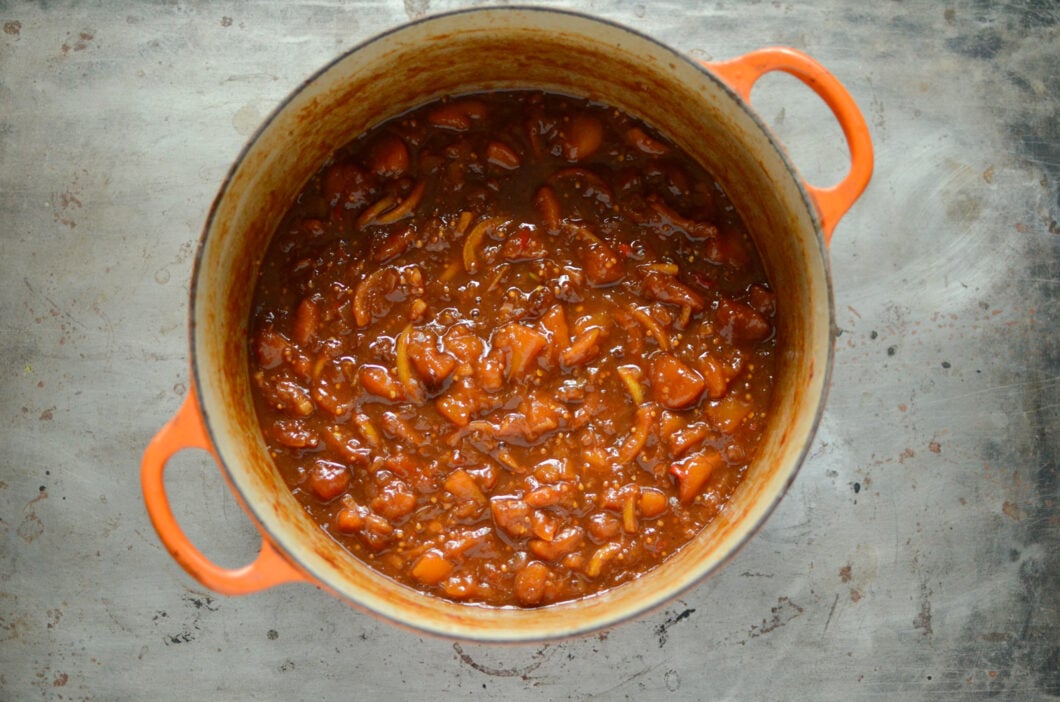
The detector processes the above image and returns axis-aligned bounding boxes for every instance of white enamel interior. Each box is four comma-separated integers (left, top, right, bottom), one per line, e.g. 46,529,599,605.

190,7,834,641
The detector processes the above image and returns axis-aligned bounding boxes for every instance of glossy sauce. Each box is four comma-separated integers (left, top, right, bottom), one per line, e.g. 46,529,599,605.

248,91,777,606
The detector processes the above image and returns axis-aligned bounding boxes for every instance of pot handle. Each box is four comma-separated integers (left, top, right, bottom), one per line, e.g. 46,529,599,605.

141,388,308,594
703,48,873,245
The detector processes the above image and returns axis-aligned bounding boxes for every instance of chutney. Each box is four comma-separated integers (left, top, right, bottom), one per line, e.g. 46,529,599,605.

248,90,777,606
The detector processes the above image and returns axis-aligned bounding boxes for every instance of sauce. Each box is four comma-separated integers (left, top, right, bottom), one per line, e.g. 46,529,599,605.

248,91,777,606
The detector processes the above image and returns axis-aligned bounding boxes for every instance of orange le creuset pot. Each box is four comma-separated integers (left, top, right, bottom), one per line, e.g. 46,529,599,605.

142,7,872,642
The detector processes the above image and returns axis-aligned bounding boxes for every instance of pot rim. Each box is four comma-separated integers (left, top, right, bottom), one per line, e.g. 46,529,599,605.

187,6,838,640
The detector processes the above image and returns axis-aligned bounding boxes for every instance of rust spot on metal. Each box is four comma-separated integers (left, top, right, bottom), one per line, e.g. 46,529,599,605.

1002,500,1025,521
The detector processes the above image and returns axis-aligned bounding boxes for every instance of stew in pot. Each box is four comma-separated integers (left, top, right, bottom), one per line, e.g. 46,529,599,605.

248,90,777,606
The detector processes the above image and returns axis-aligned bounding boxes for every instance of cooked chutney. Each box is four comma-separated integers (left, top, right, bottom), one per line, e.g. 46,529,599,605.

248,90,777,606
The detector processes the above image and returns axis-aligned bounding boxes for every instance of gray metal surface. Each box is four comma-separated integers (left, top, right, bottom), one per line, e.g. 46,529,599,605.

1,1,1057,699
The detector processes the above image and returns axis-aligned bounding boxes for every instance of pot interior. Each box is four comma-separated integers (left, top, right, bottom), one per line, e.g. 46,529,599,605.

191,7,832,641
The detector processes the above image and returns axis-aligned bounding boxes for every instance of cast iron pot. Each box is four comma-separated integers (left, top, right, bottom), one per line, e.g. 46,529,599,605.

142,7,872,642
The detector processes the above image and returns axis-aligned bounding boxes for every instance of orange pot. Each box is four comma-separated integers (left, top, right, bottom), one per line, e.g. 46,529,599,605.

142,7,871,641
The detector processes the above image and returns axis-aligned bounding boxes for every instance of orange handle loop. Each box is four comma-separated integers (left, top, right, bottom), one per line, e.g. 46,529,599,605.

141,389,306,594
704,48,873,245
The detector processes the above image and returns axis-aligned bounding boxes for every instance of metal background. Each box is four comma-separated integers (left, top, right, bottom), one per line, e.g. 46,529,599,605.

1,1,1056,699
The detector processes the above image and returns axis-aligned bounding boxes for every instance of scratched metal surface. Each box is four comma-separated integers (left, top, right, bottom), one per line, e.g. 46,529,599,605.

0,0,1057,699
